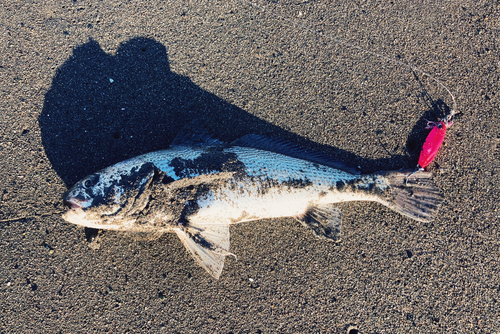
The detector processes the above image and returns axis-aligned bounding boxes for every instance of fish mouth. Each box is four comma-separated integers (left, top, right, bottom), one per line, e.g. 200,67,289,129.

63,197,91,210
63,198,81,209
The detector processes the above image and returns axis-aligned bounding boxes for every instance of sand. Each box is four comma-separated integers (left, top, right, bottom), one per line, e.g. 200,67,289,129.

1,0,499,332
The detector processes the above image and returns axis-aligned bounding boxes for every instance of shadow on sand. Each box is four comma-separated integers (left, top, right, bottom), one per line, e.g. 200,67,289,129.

39,37,449,187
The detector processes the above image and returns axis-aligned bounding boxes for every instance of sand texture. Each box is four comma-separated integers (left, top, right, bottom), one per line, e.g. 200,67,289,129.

1,1,499,332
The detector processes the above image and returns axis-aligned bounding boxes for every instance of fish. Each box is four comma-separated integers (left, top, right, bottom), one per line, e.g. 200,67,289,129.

62,126,443,279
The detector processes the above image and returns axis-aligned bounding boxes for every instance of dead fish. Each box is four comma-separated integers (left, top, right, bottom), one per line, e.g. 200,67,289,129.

63,127,442,279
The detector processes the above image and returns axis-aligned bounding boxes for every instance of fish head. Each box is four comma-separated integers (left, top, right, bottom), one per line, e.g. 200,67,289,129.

63,161,157,230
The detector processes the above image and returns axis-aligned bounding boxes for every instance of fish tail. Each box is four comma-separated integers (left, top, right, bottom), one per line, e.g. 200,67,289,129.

379,170,443,222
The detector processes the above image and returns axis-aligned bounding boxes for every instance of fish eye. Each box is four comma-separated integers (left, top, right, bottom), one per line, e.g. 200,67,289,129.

82,174,99,189
437,123,443,129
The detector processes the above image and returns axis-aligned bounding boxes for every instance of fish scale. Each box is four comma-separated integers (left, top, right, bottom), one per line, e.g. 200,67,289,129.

190,146,360,224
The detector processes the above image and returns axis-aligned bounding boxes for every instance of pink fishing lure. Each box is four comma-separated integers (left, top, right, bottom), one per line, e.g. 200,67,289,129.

418,120,449,169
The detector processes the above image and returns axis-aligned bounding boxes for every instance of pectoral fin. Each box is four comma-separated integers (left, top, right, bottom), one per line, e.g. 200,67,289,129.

174,221,232,279
297,204,342,241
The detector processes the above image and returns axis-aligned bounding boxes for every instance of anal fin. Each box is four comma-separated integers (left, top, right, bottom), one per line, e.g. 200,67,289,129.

174,221,232,279
297,204,342,241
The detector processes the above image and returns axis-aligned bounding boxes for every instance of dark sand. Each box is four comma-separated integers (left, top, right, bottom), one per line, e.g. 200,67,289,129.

1,1,499,332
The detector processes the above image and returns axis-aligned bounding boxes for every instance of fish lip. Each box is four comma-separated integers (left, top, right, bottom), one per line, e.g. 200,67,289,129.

63,198,81,209
63,197,91,210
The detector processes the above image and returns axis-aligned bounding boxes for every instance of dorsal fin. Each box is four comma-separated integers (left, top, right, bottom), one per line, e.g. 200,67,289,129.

171,121,223,147
296,204,342,241
174,220,233,279
231,134,360,174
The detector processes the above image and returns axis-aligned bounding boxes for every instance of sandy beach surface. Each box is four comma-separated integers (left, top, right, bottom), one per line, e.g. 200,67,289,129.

1,1,499,332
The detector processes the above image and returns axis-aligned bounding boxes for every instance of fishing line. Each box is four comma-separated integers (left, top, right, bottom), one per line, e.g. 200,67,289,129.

239,0,458,116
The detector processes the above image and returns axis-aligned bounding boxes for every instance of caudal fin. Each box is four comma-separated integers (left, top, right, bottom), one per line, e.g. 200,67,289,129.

379,170,443,222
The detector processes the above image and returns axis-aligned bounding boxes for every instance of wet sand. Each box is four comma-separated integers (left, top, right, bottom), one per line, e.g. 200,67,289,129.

1,1,499,332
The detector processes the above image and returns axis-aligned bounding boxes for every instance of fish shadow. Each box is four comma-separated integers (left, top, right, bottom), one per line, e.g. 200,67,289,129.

39,37,444,187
